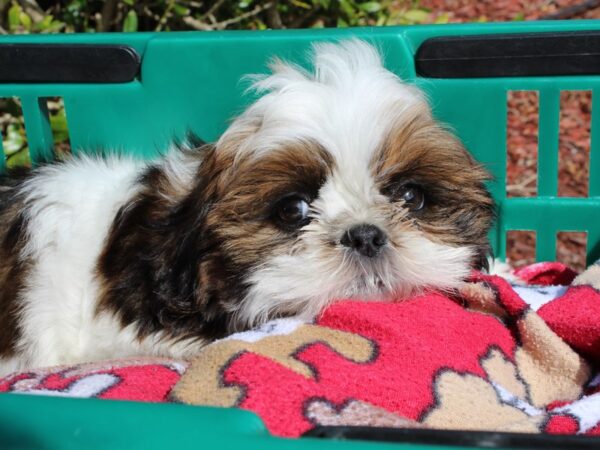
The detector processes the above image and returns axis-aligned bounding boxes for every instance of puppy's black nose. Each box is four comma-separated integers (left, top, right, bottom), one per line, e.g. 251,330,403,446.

341,224,387,258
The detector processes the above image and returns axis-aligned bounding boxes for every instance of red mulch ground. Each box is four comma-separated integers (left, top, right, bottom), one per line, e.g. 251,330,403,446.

420,0,600,22
418,0,599,271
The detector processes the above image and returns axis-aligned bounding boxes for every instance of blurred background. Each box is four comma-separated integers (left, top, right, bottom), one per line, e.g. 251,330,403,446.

1,0,599,270
2,0,599,32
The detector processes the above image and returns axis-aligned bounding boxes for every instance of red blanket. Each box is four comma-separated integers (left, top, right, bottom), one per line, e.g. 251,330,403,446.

2,262,600,438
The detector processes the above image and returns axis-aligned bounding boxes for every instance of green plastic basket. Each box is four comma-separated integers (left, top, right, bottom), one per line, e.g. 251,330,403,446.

1,20,600,450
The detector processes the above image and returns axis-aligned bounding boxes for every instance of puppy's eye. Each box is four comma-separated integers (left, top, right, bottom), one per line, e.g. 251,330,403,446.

274,195,310,229
396,185,426,211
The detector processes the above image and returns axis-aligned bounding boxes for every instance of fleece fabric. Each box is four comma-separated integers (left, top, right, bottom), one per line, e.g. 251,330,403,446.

2,261,600,438
172,262,600,437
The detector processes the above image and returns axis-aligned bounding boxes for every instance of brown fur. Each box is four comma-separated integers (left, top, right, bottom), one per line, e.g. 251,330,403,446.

372,107,495,269
96,141,333,342
3,107,494,357
96,107,493,343
207,142,333,266
0,184,29,357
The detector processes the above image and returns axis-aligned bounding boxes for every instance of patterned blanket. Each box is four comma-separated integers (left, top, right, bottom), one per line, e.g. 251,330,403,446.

2,262,600,438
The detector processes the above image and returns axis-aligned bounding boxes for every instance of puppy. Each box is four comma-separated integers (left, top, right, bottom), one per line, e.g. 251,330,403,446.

0,40,493,375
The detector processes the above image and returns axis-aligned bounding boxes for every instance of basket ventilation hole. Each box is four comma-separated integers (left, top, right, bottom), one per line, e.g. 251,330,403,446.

0,97,30,169
556,231,587,272
41,97,71,160
506,90,539,198
558,90,591,198
506,230,536,269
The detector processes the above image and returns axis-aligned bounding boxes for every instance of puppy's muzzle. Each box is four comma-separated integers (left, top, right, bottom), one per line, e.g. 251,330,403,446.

341,224,387,258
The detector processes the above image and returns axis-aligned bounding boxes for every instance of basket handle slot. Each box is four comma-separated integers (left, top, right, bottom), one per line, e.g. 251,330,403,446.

0,44,140,83
416,31,600,78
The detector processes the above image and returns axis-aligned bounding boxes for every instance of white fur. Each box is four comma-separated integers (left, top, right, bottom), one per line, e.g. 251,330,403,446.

221,40,423,164
239,230,472,327
0,156,202,376
160,144,203,200
226,40,474,327
1,40,480,374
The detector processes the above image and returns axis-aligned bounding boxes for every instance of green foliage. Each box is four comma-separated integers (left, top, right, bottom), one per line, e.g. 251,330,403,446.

6,2,63,33
123,9,138,32
0,99,30,169
4,123,25,156
49,107,69,145
6,144,30,168
0,97,70,168
0,1,435,34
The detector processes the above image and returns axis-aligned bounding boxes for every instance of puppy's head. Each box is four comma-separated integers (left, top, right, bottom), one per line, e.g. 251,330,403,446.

201,40,494,328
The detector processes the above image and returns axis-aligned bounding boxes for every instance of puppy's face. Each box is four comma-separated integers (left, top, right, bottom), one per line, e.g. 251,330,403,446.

202,41,493,328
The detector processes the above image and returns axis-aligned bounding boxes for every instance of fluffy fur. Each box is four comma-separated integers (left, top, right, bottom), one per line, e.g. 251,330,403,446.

0,40,494,375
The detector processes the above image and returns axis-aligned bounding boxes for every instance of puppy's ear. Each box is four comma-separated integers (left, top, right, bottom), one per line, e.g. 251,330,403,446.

215,108,263,160
185,143,228,202
96,142,235,339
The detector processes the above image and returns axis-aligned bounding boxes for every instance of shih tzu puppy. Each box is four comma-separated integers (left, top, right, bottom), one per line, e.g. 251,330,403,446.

0,40,493,375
